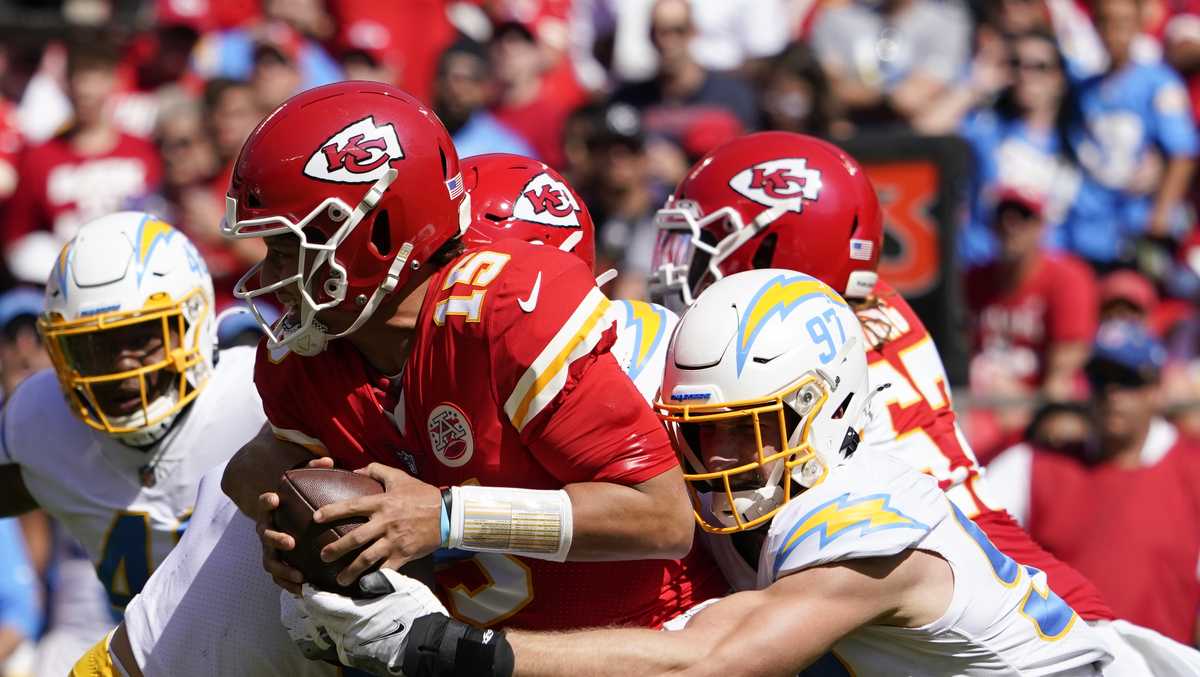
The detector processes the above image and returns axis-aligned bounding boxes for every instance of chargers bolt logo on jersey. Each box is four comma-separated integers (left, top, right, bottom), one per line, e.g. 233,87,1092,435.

737,273,848,375
514,172,583,228
729,158,823,212
619,301,667,382
304,116,405,183
428,403,474,467
772,492,930,577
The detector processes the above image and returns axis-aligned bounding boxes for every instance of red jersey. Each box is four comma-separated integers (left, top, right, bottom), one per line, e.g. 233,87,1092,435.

256,240,725,631
0,131,162,251
860,280,1113,620
965,253,1098,388
1027,430,1200,642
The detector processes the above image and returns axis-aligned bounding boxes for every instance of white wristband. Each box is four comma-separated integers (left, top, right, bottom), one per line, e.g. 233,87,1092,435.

448,485,574,562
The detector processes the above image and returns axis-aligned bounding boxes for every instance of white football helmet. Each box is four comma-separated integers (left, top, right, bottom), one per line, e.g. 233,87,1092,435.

655,269,871,533
39,212,216,446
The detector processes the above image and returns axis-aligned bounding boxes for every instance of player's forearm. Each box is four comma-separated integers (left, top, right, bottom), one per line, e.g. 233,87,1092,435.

562,469,694,560
222,425,313,517
0,465,36,517
508,628,716,677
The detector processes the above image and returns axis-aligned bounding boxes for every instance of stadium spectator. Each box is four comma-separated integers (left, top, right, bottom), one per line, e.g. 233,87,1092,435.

1064,0,1198,266
327,0,457,103
189,11,342,91
577,103,668,299
490,19,587,169
205,79,259,175
151,97,252,308
966,186,1099,402
758,41,842,139
249,23,305,112
1098,268,1159,324
988,320,1200,645
954,29,1082,265
336,21,398,86
0,288,50,400
433,38,535,159
0,42,162,286
612,0,759,137
809,0,972,130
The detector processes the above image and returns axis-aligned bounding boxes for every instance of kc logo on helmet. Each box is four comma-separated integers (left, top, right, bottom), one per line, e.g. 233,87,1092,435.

428,403,474,468
513,172,582,228
729,158,823,213
305,116,405,183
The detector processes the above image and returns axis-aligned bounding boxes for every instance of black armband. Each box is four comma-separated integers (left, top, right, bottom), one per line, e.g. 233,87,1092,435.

402,613,514,677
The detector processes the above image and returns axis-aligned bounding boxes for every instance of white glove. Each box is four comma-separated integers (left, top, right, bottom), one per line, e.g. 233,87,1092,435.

280,589,338,662
298,569,449,676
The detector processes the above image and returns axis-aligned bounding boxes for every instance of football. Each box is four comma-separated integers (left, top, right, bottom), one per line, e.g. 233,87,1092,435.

273,467,434,596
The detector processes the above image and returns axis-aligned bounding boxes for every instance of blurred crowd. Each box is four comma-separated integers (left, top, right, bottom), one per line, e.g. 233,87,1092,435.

0,0,1198,671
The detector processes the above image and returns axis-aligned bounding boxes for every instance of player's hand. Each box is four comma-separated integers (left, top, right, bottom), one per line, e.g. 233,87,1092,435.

295,569,448,674
279,590,338,663
257,491,305,594
314,463,442,587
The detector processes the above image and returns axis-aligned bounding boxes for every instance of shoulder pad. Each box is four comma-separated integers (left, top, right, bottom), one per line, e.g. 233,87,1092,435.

760,454,947,584
607,300,678,404
1,369,69,464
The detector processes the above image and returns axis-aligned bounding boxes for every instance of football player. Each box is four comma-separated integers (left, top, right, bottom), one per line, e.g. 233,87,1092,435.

648,131,1200,672
649,131,1115,609
283,270,1113,676
0,212,263,669
220,81,725,631
67,149,689,677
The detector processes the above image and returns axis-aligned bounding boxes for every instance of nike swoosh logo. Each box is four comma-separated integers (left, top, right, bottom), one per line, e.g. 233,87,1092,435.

518,272,542,313
360,618,407,647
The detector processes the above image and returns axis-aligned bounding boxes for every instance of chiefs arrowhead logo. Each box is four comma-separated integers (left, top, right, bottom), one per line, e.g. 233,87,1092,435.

513,172,581,228
729,158,823,213
304,116,405,183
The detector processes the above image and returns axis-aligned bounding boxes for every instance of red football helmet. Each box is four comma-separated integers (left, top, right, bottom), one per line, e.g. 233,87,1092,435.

460,153,596,272
650,132,882,309
222,81,467,355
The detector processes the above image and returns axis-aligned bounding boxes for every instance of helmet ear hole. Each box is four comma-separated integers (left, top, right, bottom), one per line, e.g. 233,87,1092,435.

439,146,448,180
752,233,777,270
370,210,392,257
830,392,854,420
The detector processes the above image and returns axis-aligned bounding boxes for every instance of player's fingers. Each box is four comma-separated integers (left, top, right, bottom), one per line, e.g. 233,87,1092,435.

270,571,303,595
262,540,304,589
320,520,382,562
312,495,380,523
306,456,335,469
336,540,390,587
262,527,296,552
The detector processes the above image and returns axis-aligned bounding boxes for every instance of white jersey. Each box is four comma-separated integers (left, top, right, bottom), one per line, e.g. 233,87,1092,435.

122,462,336,677
757,454,1111,676
606,299,678,404
0,346,263,610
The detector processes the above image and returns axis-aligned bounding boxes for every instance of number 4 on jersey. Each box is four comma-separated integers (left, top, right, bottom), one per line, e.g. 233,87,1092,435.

96,509,190,610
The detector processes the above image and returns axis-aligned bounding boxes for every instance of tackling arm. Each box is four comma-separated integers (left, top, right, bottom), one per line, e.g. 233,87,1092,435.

509,552,939,677
221,423,315,519
293,552,948,677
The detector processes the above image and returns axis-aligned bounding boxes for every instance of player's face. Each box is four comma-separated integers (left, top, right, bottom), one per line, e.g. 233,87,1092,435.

64,320,180,417
259,233,308,308
698,415,786,491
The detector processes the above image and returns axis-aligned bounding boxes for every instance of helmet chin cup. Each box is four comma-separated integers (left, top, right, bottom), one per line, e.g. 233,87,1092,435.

711,460,787,529
272,309,330,357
